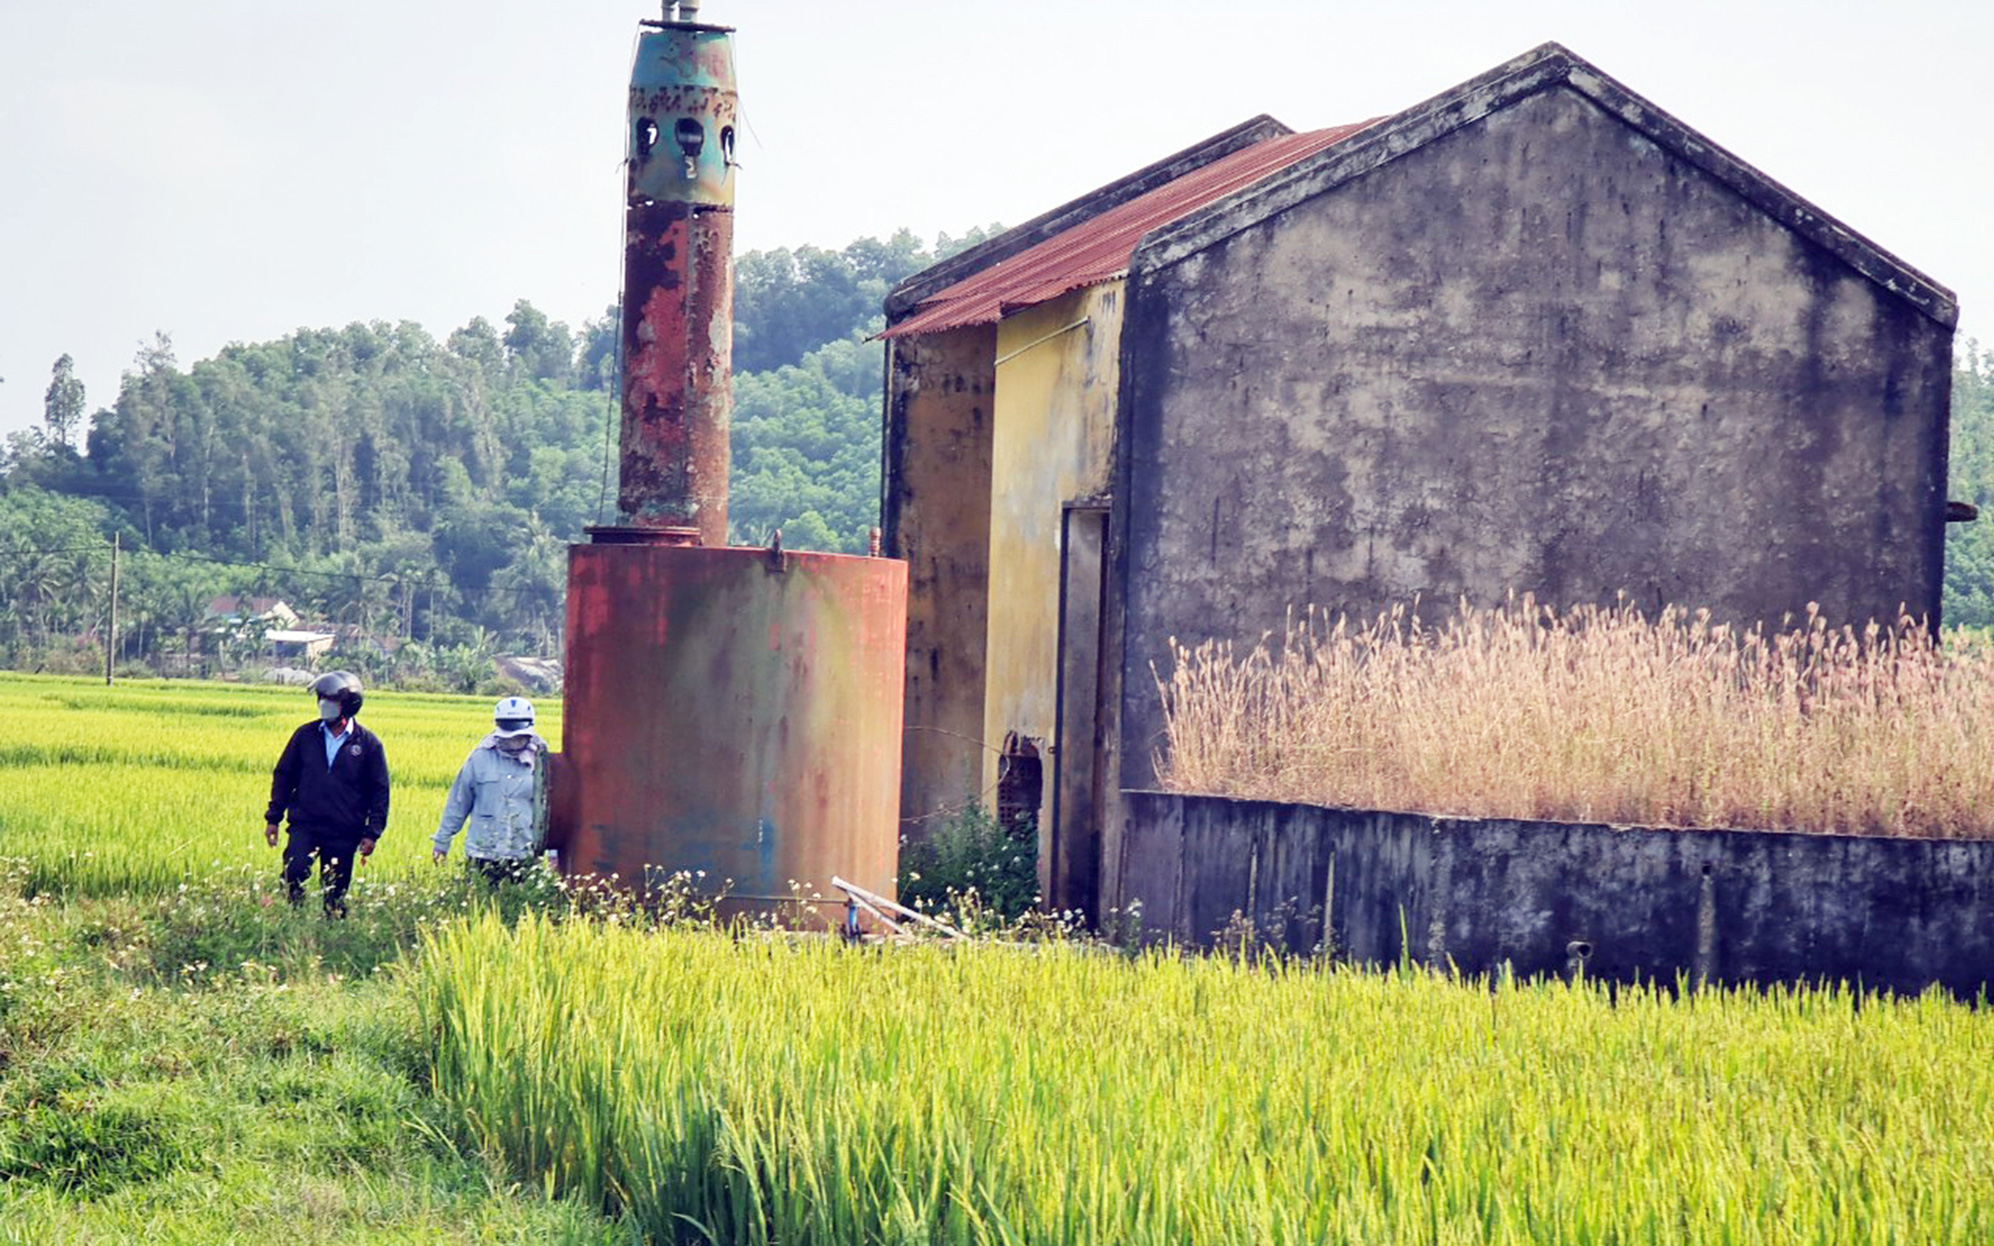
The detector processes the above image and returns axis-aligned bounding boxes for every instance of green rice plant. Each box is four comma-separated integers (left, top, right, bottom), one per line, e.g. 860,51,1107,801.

418,916,1994,1245
0,672,560,896
1158,596,1994,837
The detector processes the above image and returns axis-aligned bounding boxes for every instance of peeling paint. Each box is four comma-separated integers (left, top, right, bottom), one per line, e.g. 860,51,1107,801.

982,285,1124,797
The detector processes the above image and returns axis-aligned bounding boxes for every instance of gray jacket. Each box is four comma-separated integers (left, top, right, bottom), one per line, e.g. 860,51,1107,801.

434,734,547,861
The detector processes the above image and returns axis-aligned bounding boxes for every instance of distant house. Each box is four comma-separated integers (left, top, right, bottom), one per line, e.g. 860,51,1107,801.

202,596,303,659
265,629,335,662
878,42,1962,920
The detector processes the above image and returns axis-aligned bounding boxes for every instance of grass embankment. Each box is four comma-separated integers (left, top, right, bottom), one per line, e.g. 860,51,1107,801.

422,914,1994,1246
0,864,632,1245
1158,597,1994,836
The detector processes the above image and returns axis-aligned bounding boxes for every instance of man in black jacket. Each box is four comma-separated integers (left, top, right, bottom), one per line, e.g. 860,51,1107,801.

264,670,391,916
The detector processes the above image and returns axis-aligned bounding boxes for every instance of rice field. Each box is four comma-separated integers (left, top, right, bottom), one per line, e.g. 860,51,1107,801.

421,915,1994,1246
10,672,1994,1244
1157,597,1994,837
0,672,560,895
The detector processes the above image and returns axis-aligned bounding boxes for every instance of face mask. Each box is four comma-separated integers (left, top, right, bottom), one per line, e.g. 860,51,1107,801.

496,733,532,752
318,698,343,722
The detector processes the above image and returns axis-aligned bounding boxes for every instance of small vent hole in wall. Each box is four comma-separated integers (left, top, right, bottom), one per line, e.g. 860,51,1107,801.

674,116,705,159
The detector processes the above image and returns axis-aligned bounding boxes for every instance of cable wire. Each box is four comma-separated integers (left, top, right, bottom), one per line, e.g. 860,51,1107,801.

0,542,557,602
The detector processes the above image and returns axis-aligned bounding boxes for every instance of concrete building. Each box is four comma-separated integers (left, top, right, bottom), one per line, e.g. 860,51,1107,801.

879,43,1959,921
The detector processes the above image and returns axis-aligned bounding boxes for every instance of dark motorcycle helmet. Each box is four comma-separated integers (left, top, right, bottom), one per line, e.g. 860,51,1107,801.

309,670,365,719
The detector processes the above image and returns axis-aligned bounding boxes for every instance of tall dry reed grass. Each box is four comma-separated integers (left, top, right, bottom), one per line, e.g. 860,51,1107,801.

1156,596,1994,837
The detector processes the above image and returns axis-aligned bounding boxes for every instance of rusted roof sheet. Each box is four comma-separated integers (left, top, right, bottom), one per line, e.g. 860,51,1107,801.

881,120,1380,340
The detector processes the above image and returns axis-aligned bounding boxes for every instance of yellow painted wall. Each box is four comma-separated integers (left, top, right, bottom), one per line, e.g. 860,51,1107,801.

981,282,1125,799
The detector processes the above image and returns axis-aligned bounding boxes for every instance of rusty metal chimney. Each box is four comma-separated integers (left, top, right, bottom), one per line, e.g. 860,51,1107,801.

601,0,736,547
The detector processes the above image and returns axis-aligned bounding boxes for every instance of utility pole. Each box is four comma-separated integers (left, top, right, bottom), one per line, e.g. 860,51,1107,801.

105,533,119,686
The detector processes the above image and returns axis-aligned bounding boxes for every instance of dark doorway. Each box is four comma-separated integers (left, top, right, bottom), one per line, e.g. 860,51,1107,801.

1049,502,1109,917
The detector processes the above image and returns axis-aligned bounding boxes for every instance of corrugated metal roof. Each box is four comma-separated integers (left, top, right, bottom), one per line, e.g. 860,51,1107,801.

881,120,1380,340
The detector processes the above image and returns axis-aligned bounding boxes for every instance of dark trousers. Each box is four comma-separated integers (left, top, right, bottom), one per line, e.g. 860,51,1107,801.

283,828,359,916
468,856,531,888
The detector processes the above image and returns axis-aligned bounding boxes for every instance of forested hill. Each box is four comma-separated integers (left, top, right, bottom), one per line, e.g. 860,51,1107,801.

0,226,997,678
5,232,1994,684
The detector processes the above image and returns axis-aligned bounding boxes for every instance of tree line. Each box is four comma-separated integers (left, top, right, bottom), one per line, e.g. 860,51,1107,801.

6,225,1993,686
1938,345,1994,630
0,226,1000,684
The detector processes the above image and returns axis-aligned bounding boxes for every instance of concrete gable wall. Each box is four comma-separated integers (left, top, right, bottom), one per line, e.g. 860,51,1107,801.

1115,84,1953,791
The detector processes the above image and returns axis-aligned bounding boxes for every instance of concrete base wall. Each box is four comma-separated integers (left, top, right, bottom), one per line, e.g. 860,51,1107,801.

1120,791,1994,997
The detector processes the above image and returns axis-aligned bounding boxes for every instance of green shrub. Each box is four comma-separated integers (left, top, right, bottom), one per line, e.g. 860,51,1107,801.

897,804,1037,921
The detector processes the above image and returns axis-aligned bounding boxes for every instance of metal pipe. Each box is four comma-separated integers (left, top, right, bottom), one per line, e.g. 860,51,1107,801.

993,316,1091,368
833,876,969,941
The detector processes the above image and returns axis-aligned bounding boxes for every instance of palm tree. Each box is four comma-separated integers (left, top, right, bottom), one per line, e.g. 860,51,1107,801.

449,626,497,694
5,543,63,649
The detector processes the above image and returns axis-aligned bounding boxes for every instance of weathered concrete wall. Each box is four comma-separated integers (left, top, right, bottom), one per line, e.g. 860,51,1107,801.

882,326,997,839
1122,791,1994,997
1116,83,1954,791
982,285,1125,804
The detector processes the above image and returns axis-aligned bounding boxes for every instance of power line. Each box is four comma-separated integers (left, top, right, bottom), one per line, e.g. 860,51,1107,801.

0,542,560,603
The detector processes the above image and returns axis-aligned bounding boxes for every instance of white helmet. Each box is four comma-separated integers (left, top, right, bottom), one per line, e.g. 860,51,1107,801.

493,696,536,738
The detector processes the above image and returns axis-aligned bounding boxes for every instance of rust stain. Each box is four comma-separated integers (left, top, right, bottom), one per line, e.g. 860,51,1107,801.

560,544,908,925
619,200,733,545
558,14,909,934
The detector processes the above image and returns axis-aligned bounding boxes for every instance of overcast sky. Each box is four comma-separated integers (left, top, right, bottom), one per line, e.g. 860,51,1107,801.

1,0,1986,437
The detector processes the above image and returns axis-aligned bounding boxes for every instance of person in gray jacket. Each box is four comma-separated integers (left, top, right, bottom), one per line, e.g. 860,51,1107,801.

433,696,547,885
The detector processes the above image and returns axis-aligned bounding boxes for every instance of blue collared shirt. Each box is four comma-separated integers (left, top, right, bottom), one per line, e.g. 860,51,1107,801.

322,720,352,768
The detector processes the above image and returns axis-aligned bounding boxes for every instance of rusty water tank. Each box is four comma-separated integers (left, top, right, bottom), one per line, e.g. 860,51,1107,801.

549,4,908,923
559,541,906,919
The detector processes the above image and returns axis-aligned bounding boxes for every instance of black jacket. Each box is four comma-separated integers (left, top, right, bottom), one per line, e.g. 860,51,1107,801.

265,720,391,842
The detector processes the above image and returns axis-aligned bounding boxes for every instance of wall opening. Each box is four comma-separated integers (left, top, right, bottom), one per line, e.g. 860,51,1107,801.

996,733,1043,844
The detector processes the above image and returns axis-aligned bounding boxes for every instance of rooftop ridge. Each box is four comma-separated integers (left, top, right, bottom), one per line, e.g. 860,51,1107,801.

882,114,1294,321
1133,42,1956,329
882,120,1377,340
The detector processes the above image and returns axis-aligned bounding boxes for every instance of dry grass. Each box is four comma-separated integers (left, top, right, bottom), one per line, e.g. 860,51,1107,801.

1156,595,1994,838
